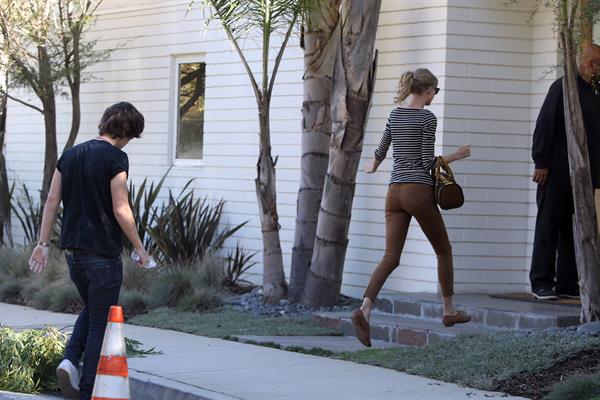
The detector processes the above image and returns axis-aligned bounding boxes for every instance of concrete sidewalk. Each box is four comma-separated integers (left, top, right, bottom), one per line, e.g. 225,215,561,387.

0,303,527,400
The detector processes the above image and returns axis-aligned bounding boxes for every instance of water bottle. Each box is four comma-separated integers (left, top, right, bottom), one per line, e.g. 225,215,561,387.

130,250,158,269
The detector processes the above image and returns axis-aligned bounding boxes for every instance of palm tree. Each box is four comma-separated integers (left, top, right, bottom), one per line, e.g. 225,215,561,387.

204,0,311,303
301,0,381,307
289,0,341,302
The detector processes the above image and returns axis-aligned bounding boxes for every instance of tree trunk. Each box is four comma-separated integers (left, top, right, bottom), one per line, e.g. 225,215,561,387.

256,102,287,304
63,79,80,151
0,73,9,245
63,28,81,152
302,0,381,308
39,46,57,209
559,2,600,322
289,0,341,302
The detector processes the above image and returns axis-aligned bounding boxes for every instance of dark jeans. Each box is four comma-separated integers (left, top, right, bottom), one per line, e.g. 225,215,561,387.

530,178,578,294
63,251,122,400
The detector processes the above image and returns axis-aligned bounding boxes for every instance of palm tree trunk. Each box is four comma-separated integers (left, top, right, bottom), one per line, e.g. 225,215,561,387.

256,103,287,304
559,0,600,322
302,0,381,308
289,0,341,302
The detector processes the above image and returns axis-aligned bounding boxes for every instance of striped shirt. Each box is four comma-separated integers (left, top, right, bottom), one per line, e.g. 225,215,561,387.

374,107,437,186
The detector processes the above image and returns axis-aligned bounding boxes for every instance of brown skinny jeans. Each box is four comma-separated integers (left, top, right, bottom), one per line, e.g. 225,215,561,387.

364,183,454,300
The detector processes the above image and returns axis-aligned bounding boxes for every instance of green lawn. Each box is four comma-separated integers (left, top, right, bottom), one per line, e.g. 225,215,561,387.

129,306,341,337
337,333,600,391
129,306,600,399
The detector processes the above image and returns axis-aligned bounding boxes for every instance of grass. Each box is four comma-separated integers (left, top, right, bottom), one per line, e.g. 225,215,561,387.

225,337,336,357
129,306,341,338
544,372,600,400
336,333,600,391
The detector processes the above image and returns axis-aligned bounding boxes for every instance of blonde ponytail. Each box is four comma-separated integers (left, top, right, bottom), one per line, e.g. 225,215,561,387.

394,71,414,104
394,68,438,104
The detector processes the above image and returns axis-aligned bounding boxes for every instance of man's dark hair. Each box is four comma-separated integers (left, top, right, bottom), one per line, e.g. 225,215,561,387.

98,102,145,139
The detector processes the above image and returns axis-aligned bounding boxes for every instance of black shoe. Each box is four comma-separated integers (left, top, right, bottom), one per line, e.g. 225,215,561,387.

558,291,580,299
532,288,558,300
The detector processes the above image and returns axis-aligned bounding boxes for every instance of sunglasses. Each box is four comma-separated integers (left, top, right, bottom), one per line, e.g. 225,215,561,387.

434,87,440,94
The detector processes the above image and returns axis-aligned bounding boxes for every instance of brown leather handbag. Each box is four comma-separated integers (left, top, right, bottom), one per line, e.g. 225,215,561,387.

433,156,464,210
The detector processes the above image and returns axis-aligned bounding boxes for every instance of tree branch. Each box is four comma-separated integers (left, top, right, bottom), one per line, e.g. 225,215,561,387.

209,0,262,102
268,10,299,99
3,92,43,113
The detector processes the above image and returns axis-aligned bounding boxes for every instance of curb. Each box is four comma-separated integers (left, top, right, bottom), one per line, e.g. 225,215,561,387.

130,371,240,400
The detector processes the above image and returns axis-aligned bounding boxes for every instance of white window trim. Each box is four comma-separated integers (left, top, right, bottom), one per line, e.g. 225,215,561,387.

171,53,206,167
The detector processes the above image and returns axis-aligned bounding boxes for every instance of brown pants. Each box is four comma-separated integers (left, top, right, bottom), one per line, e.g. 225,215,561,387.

364,183,454,300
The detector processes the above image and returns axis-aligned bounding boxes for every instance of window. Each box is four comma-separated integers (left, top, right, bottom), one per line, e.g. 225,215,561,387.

173,56,205,162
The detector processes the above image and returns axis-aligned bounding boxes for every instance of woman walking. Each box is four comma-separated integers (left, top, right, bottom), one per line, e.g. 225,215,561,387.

351,68,471,347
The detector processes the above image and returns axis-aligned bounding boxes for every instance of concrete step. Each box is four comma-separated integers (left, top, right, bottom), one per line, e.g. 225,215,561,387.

313,311,505,347
373,292,580,330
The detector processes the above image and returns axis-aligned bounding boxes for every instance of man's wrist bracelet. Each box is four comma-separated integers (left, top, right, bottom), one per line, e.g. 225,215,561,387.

37,241,50,248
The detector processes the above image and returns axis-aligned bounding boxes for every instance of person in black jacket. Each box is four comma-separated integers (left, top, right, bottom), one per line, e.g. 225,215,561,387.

530,44,600,300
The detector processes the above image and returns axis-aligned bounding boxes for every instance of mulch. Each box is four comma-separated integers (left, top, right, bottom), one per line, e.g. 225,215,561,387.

495,347,600,400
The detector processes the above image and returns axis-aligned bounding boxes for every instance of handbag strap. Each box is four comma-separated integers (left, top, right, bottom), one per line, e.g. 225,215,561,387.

434,156,455,180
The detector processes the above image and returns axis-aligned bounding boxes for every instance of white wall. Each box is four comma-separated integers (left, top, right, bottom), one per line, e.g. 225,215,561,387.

439,0,557,294
4,0,560,297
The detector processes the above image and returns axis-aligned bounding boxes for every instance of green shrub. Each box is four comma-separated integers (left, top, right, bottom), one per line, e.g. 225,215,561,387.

223,243,257,287
19,253,82,313
0,277,25,303
126,169,170,251
120,288,151,318
10,184,61,246
148,183,246,265
0,327,66,393
48,282,83,314
121,256,152,293
544,373,600,400
149,256,223,311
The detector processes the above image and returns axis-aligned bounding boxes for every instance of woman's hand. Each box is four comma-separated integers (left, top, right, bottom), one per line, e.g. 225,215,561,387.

365,158,382,174
29,244,49,273
456,144,471,160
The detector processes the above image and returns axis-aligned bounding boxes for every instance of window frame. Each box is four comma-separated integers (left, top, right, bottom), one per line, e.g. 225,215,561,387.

170,53,206,167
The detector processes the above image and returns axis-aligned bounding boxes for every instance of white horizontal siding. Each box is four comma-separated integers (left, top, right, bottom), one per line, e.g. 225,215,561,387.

443,0,557,293
4,0,560,298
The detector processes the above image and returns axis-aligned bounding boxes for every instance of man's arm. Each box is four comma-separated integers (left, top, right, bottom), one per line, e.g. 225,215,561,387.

111,171,149,266
532,81,562,185
29,169,62,273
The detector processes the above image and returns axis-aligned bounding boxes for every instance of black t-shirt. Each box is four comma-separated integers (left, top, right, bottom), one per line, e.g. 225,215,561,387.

57,139,129,257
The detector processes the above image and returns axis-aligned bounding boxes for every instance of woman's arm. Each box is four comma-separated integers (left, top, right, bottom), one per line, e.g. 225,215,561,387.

367,118,392,173
29,169,62,273
442,145,471,164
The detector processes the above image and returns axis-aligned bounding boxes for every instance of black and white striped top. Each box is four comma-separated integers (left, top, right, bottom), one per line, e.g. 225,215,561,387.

374,107,437,186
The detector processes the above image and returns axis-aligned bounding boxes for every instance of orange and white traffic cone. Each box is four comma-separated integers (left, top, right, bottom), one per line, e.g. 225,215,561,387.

91,305,130,400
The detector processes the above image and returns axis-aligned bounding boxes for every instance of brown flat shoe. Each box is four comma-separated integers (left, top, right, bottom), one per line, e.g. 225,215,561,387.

442,311,471,327
351,309,372,347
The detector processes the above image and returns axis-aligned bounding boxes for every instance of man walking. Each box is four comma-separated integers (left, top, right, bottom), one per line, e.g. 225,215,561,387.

530,44,600,300
28,102,151,399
